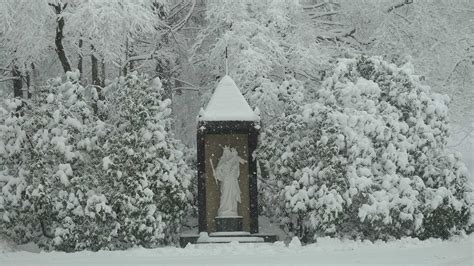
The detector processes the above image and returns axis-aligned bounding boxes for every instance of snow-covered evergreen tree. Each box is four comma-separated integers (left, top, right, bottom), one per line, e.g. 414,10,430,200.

0,76,114,250
100,74,192,247
259,56,472,242
0,73,192,251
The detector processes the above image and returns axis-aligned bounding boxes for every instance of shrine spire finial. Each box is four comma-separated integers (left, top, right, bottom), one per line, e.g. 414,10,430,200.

225,38,228,76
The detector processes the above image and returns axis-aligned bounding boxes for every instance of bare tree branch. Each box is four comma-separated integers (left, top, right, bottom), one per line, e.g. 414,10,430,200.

0,77,19,82
171,0,196,32
312,20,347,26
301,3,326,10
448,127,474,148
444,58,469,85
308,11,339,19
173,77,196,88
386,0,413,13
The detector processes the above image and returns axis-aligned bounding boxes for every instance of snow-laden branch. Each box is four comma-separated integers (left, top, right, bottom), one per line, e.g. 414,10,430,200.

448,126,474,148
386,0,413,13
316,28,356,43
0,76,19,82
312,20,347,26
301,3,326,10
308,11,339,19
444,58,470,85
173,86,199,91
173,77,196,88
171,0,196,32
126,53,155,63
393,12,412,24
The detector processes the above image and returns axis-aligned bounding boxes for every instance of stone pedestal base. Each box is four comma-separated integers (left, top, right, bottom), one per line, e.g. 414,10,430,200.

215,216,243,232
179,232,278,247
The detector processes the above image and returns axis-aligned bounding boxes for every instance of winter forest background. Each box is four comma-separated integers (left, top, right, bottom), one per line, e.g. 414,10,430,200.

0,0,473,251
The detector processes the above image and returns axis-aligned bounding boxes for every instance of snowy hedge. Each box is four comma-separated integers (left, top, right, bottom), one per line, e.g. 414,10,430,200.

0,74,192,251
259,56,473,242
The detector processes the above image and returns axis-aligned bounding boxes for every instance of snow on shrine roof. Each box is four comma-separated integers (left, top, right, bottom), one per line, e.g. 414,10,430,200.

199,75,259,121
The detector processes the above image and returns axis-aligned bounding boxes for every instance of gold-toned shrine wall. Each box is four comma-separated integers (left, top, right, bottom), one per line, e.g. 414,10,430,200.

204,134,250,232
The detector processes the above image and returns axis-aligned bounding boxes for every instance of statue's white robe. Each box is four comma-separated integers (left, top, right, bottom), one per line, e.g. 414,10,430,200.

215,148,243,217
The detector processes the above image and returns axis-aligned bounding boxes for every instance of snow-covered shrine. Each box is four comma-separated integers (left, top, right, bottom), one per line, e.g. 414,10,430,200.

179,75,276,247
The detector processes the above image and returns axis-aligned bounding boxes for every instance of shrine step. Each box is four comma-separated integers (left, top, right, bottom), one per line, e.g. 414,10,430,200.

179,232,278,248
210,231,250,237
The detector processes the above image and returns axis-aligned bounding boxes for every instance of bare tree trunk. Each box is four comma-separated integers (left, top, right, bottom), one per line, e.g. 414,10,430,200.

91,54,100,114
78,39,83,76
27,63,35,98
91,53,100,87
11,65,22,99
122,36,136,76
11,65,26,113
129,60,134,74
30,63,37,98
128,42,135,74
25,70,31,99
122,37,129,76
49,3,71,73
91,46,105,114
100,59,106,87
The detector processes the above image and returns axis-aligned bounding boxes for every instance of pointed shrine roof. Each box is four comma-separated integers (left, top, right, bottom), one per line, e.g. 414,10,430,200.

199,75,259,121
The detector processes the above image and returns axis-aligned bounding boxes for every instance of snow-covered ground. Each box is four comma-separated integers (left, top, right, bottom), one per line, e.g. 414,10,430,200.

1,235,472,266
